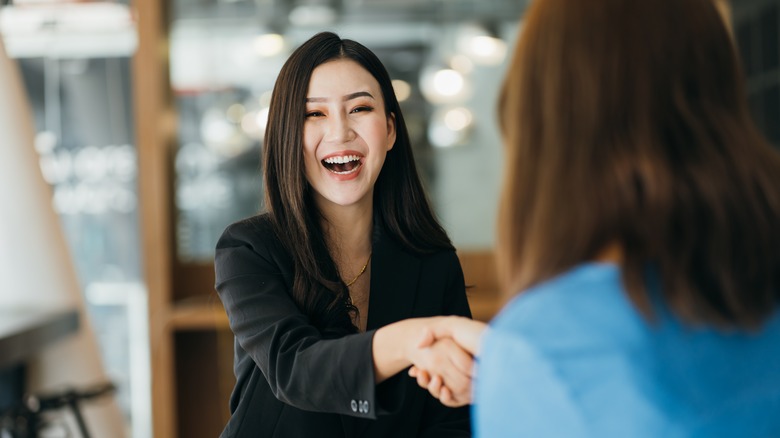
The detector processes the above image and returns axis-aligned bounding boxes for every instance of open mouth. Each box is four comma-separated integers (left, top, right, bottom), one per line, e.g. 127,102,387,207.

322,155,363,174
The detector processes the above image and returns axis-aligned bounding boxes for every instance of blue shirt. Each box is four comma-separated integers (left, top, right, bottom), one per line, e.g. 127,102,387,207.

473,263,780,437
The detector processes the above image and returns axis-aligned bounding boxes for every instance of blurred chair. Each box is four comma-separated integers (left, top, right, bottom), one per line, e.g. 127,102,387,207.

0,35,126,437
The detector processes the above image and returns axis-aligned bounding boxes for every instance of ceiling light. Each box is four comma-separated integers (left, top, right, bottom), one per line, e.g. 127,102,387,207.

0,3,137,58
433,69,464,97
428,106,474,148
253,33,285,57
420,65,470,104
256,107,270,132
457,24,508,66
226,103,246,123
443,107,473,132
392,79,412,102
466,35,507,65
289,5,337,27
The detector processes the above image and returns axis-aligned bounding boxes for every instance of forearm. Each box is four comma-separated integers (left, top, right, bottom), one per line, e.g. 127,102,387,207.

372,318,435,383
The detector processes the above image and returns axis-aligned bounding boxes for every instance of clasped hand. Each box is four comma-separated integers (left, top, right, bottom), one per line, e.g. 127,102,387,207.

407,316,487,407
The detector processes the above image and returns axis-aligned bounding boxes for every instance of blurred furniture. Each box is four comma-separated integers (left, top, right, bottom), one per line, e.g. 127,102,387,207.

0,308,79,410
458,251,504,322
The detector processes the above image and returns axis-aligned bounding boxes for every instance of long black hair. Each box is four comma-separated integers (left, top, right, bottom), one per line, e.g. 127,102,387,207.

263,32,453,335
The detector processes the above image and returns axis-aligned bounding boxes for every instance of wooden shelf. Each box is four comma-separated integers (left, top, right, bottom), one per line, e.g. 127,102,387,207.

169,298,229,331
458,250,503,322
467,291,503,322
166,291,500,331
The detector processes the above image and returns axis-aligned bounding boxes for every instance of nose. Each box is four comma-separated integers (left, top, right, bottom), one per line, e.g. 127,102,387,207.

324,112,355,144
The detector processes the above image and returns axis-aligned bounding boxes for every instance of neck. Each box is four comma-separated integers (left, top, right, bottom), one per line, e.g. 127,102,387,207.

318,199,374,259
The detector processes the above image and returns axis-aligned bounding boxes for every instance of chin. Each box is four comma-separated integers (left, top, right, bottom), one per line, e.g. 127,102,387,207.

332,197,365,208
318,192,370,209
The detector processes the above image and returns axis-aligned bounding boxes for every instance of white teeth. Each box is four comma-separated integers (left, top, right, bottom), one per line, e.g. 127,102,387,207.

331,166,360,175
323,155,360,164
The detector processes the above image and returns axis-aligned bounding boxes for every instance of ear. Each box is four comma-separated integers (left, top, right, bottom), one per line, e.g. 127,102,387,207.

386,112,397,151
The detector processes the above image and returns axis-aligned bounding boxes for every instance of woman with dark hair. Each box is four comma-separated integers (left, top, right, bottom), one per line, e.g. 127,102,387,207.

214,32,473,437
414,0,780,436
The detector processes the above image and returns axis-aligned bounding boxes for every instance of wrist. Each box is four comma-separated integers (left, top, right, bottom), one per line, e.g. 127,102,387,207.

373,320,418,382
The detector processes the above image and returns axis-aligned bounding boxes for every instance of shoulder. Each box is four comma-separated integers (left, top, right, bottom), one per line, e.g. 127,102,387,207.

214,213,291,284
375,221,461,273
489,263,646,350
417,249,463,288
475,264,663,436
217,213,277,250
420,247,460,269
410,246,463,283
216,213,292,261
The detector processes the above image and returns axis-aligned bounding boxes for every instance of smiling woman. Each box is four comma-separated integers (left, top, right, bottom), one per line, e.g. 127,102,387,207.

303,59,396,211
213,32,475,437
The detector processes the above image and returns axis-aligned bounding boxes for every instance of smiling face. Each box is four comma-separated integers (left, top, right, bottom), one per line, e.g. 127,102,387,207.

303,58,396,213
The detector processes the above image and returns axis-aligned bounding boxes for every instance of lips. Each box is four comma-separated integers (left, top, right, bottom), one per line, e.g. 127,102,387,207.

321,152,363,175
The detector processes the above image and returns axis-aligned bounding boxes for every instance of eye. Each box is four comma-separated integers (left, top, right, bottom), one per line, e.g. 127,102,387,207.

350,106,373,114
306,110,324,118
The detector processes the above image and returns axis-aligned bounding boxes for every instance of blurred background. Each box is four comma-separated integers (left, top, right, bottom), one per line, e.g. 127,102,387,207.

0,0,775,436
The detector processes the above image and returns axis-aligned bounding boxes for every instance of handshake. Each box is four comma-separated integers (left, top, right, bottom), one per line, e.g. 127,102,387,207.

406,316,488,408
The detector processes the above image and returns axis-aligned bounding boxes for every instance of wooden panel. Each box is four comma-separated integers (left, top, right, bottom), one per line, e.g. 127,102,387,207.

457,250,499,292
457,251,504,322
175,330,235,438
173,262,217,302
170,298,229,331
132,0,176,435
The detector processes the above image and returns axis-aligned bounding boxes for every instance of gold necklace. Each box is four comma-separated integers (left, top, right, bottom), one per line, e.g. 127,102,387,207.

344,253,371,287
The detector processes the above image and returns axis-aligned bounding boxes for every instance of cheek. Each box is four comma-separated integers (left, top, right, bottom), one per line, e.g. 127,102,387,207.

302,131,319,173
303,151,320,178
302,131,322,168
302,126,319,153
365,121,389,147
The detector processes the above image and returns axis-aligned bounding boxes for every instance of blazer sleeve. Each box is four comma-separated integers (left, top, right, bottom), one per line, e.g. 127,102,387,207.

419,251,473,437
214,220,380,419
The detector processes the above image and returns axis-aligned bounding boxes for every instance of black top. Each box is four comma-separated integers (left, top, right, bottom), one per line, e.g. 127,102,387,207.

215,214,472,437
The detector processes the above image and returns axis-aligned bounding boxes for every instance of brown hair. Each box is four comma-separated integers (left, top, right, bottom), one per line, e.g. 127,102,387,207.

264,32,453,335
497,0,780,327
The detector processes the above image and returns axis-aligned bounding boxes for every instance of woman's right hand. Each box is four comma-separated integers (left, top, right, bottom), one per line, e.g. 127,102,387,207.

408,317,488,406
372,316,485,404
407,335,474,406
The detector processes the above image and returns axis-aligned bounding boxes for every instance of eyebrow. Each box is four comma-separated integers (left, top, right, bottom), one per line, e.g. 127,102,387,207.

305,91,375,103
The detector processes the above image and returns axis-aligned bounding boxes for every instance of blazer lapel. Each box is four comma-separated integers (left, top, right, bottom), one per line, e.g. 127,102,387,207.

366,225,421,330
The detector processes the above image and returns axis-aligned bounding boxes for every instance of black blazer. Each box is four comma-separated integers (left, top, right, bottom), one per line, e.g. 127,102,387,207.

214,215,472,437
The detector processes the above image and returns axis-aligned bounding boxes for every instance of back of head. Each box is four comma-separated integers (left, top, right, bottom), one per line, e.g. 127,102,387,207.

498,0,780,327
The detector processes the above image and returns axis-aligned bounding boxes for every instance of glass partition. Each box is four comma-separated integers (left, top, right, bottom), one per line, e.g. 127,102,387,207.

168,0,528,262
